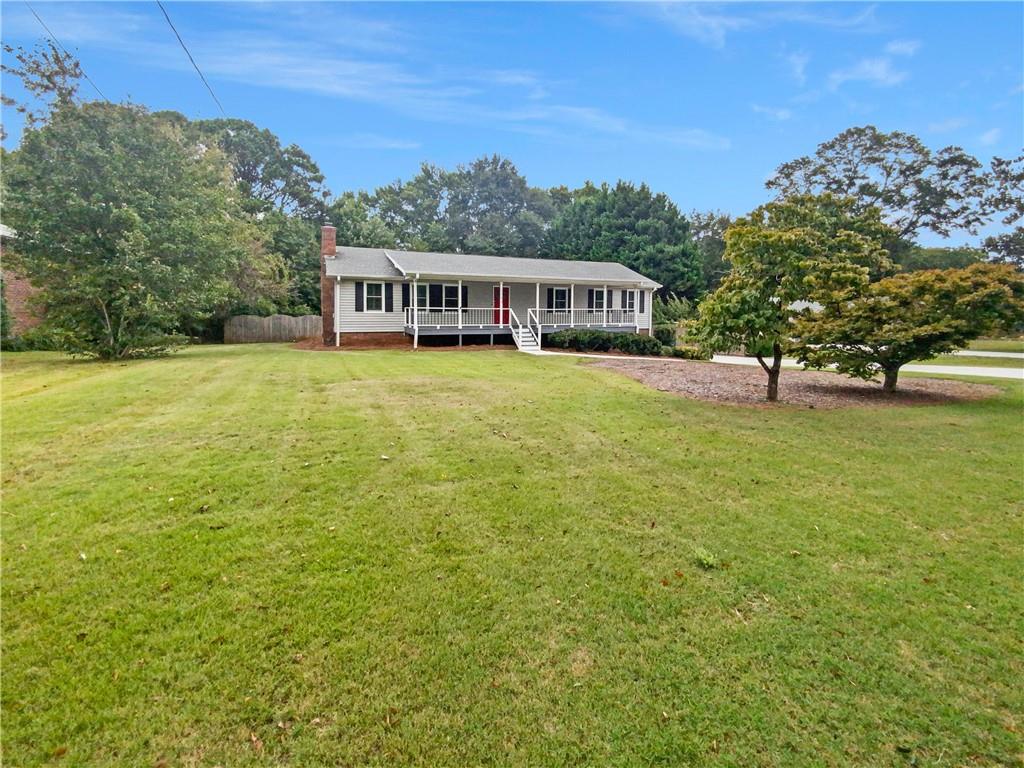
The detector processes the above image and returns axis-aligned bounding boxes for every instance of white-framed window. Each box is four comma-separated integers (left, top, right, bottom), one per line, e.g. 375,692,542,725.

365,282,384,312
553,287,569,310
443,284,460,310
592,289,605,310
416,284,428,308
625,290,636,311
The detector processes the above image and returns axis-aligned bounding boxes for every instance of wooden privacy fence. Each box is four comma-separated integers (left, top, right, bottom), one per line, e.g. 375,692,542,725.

224,314,320,343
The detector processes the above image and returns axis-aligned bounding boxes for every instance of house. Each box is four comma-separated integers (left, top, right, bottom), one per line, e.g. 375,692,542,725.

319,225,661,351
0,224,42,336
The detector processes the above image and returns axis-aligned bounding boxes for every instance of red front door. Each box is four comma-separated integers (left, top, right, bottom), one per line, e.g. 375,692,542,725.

492,286,510,325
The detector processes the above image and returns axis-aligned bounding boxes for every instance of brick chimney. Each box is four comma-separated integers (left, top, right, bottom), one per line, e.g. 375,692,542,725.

320,224,337,345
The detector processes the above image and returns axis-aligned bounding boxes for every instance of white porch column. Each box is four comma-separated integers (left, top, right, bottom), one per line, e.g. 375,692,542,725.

457,279,463,330
499,280,504,328
635,286,640,333
603,283,608,326
412,279,419,349
570,283,574,325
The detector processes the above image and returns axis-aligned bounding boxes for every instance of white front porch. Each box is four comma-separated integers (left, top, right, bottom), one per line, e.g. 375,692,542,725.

403,279,651,351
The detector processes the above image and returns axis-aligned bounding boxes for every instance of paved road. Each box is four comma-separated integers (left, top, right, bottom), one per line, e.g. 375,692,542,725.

951,350,1024,360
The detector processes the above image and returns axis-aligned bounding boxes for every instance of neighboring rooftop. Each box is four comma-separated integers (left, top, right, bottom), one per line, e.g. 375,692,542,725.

325,245,661,288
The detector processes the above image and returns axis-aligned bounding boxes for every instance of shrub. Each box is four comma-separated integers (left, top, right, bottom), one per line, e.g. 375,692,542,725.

547,329,663,356
614,333,664,356
653,324,676,347
653,293,693,324
672,345,711,361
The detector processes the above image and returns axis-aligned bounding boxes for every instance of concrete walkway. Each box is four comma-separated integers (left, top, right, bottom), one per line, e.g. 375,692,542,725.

535,350,1024,381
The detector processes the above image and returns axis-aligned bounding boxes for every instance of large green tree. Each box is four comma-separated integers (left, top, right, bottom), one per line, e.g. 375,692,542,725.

368,155,555,256
983,153,1024,267
893,245,985,272
795,263,1024,391
187,117,329,220
688,210,732,293
767,126,990,242
542,181,702,298
695,195,894,401
4,102,275,358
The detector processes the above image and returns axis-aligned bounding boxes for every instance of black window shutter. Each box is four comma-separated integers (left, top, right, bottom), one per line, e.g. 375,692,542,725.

461,285,468,308
546,288,554,309
639,290,646,314
606,289,612,308
355,281,364,312
621,290,627,307
384,283,394,312
401,283,410,310
587,289,594,309
429,284,442,308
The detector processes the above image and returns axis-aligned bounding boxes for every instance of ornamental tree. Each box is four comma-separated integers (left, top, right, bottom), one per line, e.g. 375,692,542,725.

794,263,1024,392
695,194,893,401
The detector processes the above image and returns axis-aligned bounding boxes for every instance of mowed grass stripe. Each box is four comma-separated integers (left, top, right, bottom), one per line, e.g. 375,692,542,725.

2,345,1021,766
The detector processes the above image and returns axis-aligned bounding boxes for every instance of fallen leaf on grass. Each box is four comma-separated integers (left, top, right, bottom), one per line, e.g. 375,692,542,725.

249,732,263,752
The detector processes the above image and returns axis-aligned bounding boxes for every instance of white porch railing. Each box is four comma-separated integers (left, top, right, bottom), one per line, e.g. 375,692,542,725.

404,307,505,328
533,308,637,326
404,306,638,329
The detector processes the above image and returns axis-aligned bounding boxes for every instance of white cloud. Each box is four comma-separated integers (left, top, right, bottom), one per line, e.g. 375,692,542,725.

651,3,752,49
752,104,792,121
3,3,729,152
331,134,421,150
927,117,967,133
768,4,880,31
785,51,810,86
885,39,921,56
979,128,1001,146
828,57,908,90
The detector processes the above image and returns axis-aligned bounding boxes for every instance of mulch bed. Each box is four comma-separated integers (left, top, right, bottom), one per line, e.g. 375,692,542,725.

588,358,1001,409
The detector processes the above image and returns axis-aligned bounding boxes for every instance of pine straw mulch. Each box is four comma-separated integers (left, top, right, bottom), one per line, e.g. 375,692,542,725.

587,358,1001,409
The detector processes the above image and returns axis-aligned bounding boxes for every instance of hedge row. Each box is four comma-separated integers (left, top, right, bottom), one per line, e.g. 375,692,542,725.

546,329,666,356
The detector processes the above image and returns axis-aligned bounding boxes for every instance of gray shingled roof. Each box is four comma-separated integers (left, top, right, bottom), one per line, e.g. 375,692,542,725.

325,245,661,288
325,246,403,279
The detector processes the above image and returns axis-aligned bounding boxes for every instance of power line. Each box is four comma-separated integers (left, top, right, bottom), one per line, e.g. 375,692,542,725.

155,0,225,116
23,2,109,102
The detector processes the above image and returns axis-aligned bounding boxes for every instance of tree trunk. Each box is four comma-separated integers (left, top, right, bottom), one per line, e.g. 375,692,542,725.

882,367,899,392
757,343,784,402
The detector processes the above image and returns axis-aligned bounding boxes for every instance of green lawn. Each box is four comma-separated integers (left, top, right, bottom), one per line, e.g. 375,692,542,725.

968,338,1024,353
3,345,1022,767
915,354,1024,368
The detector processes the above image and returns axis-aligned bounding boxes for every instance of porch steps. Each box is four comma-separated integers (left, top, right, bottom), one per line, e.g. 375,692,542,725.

512,326,541,354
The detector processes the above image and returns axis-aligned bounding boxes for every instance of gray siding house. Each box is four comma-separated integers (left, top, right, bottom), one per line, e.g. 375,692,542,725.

319,225,661,351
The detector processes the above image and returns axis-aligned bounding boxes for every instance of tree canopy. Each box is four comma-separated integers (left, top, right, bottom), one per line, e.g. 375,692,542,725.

3,101,277,358
542,181,702,298
187,117,328,220
766,126,990,241
795,263,1024,391
983,153,1024,267
367,155,556,257
695,194,894,401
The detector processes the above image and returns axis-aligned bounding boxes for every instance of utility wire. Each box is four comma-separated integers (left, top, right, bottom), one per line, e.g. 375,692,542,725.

155,0,225,116
23,1,110,102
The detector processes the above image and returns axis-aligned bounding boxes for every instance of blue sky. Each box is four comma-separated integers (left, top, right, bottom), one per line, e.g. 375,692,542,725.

2,2,1022,246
